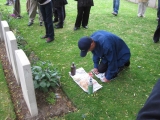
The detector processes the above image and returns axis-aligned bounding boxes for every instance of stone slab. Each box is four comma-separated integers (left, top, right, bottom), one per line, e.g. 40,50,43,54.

6,31,20,84
0,13,2,41
1,21,11,63
15,49,38,117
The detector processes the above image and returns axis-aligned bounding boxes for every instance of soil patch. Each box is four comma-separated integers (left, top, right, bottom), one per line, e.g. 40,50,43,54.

0,41,77,120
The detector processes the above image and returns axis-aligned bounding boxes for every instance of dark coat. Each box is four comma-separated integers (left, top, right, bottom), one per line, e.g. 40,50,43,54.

53,0,68,7
136,79,160,119
75,0,94,7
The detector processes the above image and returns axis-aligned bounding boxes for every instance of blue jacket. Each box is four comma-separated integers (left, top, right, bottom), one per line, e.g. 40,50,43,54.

90,30,131,80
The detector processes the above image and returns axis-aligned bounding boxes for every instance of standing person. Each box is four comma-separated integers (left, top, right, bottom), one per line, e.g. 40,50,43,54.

10,0,21,19
136,79,160,119
51,0,66,23
27,0,43,26
74,0,94,31
52,0,68,29
38,0,54,43
26,0,30,14
153,19,160,43
112,0,120,16
157,0,160,20
78,30,131,82
137,0,149,17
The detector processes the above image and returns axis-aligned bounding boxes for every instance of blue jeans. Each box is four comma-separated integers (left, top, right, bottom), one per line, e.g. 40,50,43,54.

40,1,54,40
157,0,160,18
113,0,120,14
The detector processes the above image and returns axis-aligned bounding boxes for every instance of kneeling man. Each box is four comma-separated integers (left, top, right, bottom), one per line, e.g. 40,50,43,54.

78,30,131,82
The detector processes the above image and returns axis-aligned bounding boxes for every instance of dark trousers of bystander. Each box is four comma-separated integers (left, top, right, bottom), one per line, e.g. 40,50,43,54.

40,1,54,40
153,19,160,43
157,0,160,19
55,6,64,26
75,6,91,27
13,0,21,17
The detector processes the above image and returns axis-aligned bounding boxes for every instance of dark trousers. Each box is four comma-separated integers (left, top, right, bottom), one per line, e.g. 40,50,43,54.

157,0,160,18
75,6,91,27
97,62,108,73
55,6,64,26
153,19,160,42
98,60,130,79
40,2,54,39
13,0,20,17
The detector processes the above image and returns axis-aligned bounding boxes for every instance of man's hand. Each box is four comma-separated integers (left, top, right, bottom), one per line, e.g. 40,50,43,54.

92,68,99,74
103,78,110,83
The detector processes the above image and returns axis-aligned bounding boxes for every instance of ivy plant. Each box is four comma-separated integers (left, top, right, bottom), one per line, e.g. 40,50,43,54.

31,61,61,92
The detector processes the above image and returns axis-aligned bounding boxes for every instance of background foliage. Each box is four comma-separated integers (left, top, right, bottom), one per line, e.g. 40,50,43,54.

0,0,160,119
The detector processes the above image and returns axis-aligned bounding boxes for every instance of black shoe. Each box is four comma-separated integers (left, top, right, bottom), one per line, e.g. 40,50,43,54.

125,61,130,66
53,19,58,23
154,40,159,43
74,27,80,31
28,22,33,26
55,25,63,29
17,16,22,19
153,38,159,43
39,22,43,26
46,38,54,43
82,26,88,29
5,2,9,5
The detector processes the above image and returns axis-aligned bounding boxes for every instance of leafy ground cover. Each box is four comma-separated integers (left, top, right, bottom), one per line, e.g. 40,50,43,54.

0,0,160,119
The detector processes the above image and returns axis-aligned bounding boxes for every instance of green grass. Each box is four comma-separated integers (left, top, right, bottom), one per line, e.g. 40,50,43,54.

0,61,16,119
0,0,160,119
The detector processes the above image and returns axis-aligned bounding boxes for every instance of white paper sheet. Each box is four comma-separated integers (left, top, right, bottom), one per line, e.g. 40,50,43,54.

69,68,103,93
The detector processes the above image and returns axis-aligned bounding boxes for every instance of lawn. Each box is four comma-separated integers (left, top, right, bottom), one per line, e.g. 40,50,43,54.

0,61,16,119
0,0,160,119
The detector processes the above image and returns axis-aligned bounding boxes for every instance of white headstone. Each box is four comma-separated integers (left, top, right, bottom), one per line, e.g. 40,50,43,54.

1,21,11,63
6,31,20,84
0,13,2,41
15,49,38,117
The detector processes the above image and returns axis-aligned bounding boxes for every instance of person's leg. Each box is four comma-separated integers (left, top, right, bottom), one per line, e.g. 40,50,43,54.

63,5,66,20
43,2,54,41
13,0,21,18
117,54,130,73
141,2,148,17
138,2,142,17
153,19,160,43
5,0,9,5
82,6,91,28
37,4,43,25
55,6,64,28
97,62,108,73
75,7,83,28
40,4,48,38
26,0,30,14
113,0,115,12
157,0,160,18
28,0,37,24
114,0,120,14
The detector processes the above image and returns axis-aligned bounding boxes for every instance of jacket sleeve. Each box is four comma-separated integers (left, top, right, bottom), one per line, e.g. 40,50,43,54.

93,55,100,69
136,79,160,120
